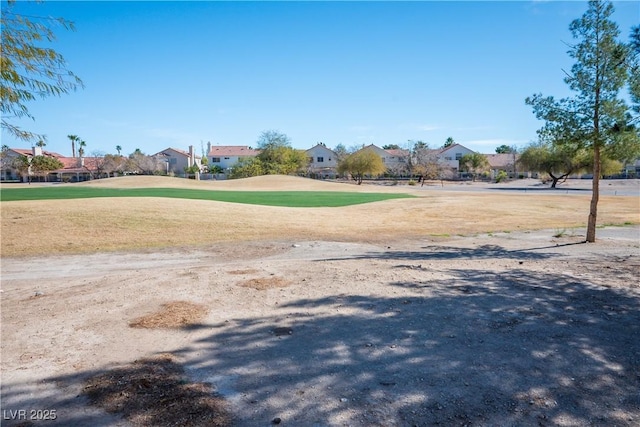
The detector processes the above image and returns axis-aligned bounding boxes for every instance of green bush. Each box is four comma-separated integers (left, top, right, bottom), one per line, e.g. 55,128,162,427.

495,170,508,183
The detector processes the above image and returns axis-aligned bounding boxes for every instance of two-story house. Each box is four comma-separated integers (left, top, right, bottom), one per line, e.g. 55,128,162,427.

207,145,260,172
154,146,202,175
437,144,476,172
305,143,339,178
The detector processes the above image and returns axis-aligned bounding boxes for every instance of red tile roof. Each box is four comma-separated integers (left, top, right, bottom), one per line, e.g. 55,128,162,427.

10,148,65,158
486,153,518,168
155,147,200,158
208,146,260,157
384,149,410,157
7,148,100,172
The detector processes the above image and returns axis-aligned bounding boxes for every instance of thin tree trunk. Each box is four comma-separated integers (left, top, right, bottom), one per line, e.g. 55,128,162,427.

586,145,600,242
587,70,602,243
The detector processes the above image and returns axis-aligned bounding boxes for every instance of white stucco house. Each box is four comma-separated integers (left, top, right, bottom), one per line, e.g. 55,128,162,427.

382,147,411,174
207,145,260,171
154,146,202,175
437,144,476,172
305,143,339,178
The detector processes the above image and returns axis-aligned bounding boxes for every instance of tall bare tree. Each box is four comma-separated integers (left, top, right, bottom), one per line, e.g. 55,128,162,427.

406,140,447,183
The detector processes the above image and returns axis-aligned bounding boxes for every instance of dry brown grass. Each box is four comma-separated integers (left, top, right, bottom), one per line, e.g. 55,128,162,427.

83,354,232,427
129,301,209,329
239,276,292,290
75,174,409,192
2,176,638,257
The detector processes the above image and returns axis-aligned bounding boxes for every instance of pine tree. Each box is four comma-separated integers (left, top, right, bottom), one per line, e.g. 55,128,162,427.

526,0,640,242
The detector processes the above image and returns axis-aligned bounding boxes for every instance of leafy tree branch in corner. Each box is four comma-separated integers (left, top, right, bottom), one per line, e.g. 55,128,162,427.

1,0,83,142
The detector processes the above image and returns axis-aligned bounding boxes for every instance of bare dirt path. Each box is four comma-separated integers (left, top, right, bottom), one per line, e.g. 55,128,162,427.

1,226,639,426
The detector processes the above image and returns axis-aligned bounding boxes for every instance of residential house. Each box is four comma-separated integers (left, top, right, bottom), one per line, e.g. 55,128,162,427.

437,144,476,173
305,143,339,178
55,156,103,182
485,153,519,179
1,147,96,182
383,147,411,175
207,145,260,172
154,146,202,176
0,147,48,181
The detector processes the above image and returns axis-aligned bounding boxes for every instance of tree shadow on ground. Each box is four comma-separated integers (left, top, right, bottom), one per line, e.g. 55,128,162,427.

4,250,639,426
320,242,584,262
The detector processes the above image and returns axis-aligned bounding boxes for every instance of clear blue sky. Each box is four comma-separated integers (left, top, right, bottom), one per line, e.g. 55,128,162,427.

3,0,639,157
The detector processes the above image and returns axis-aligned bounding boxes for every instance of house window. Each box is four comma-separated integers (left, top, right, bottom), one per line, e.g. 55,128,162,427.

455,153,463,160
169,158,177,164
211,157,221,163
317,157,324,163
224,157,230,160
445,156,452,161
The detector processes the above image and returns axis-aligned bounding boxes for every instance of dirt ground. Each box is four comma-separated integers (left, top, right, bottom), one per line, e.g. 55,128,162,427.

1,227,639,426
1,177,639,426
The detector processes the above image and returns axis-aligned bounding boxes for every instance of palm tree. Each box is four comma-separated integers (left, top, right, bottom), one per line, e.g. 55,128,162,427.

67,134,79,157
78,139,86,158
35,139,46,148
116,145,122,156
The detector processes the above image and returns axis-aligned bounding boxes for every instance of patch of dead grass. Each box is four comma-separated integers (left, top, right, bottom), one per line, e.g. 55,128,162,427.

129,301,208,329
83,354,232,427
239,276,291,290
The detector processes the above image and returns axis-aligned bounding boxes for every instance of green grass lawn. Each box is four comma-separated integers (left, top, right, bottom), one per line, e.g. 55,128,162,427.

0,186,415,207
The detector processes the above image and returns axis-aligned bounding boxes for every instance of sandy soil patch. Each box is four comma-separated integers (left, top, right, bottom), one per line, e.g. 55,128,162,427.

1,227,639,426
238,276,292,291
